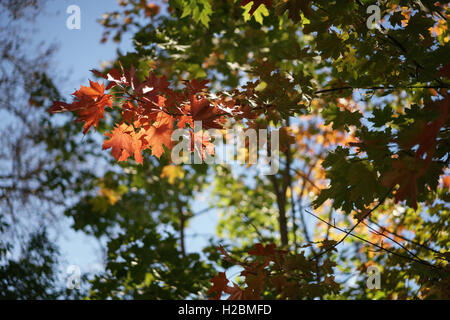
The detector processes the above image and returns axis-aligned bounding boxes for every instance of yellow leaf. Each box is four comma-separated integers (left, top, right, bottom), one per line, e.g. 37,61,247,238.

161,165,185,184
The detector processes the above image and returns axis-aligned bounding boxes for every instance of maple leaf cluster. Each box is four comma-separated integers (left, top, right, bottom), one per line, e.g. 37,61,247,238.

208,243,339,300
49,64,245,163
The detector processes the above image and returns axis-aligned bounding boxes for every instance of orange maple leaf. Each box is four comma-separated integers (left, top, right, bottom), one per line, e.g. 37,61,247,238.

443,175,450,189
176,115,194,129
144,111,174,158
74,81,106,100
49,81,112,134
102,123,144,164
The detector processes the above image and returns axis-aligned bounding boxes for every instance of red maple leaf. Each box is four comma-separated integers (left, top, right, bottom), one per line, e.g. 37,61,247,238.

137,71,171,100
121,101,142,124
224,283,244,300
384,95,449,210
248,243,277,256
207,272,230,300
49,81,112,134
102,123,144,164
184,79,209,94
381,160,419,210
189,95,224,129
241,266,267,299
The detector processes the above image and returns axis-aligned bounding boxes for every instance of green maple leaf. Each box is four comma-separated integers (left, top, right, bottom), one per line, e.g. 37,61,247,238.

242,1,269,25
174,0,212,27
322,105,362,130
369,106,393,128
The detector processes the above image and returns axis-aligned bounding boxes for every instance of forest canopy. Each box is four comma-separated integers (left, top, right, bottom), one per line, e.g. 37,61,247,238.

1,0,449,300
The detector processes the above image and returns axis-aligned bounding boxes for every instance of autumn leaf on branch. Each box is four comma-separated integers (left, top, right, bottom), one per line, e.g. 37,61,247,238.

224,283,244,300
218,245,240,264
41,0,450,301
381,158,420,210
144,111,175,159
48,80,112,134
189,95,225,129
91,68,125,90
183,78,209,94
102,123,145,164
51,66,240,161
207,272,230,300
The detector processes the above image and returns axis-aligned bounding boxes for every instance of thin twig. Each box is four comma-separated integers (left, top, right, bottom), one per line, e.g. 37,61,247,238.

306,210,442,271
313,188,394,259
